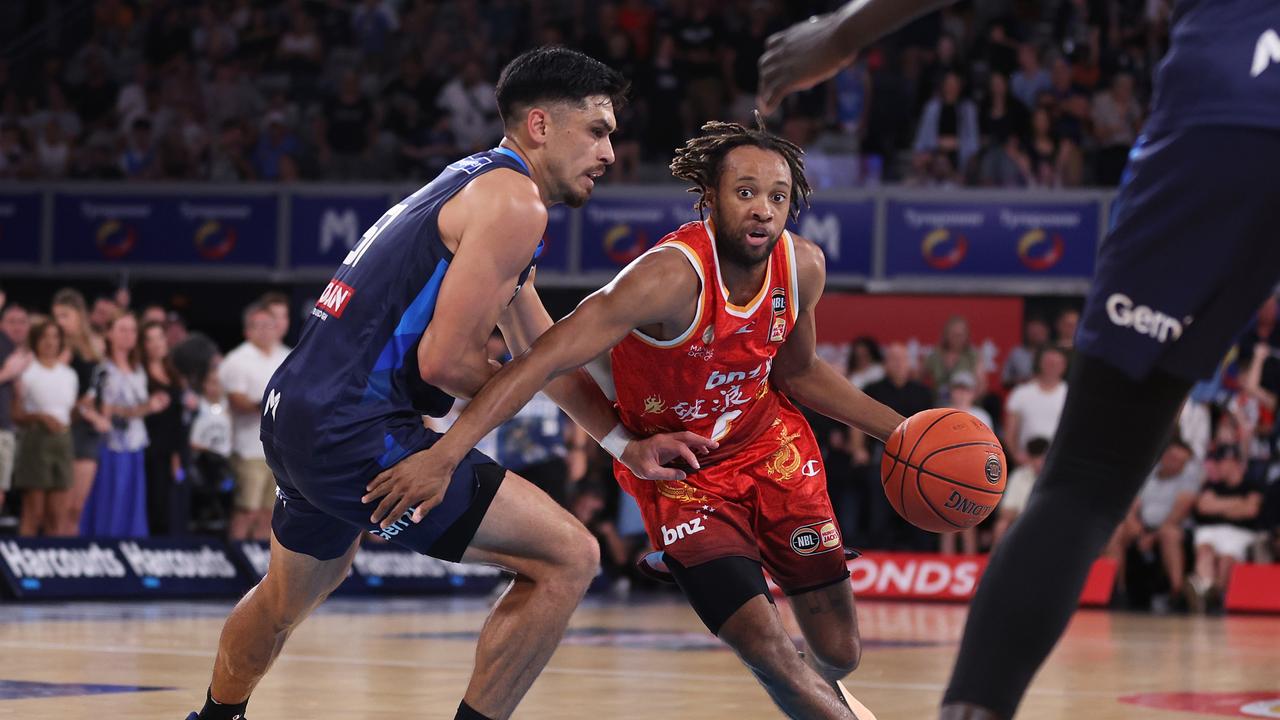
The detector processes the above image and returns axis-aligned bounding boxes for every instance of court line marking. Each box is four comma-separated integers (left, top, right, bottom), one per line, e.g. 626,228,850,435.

0,639,1127,698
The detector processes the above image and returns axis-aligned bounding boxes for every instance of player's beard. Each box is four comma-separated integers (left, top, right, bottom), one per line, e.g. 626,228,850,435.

712,210,781,269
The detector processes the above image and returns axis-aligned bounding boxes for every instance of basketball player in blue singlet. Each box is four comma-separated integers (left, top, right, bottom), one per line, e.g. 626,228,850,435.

185,47,713,720
760,1,1280,718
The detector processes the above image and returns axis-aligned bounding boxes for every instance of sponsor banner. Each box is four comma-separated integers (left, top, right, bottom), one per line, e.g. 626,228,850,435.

789,198,874,277
0,192,41,263
768,553,1115,606
52,193,278,266
290,194,389,268
884,199,1099,278
0,538,244,599
579,196,874,277
814,294,1023,392
579,196,701,273
1225,564,1280,613
231,541,505,595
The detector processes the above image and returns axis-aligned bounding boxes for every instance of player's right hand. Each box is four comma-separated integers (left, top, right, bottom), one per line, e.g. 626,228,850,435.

362,448,456,529
621,432,718,481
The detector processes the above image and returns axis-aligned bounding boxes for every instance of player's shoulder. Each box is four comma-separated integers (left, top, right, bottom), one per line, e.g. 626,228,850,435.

786,232,826,275
458,167,548,227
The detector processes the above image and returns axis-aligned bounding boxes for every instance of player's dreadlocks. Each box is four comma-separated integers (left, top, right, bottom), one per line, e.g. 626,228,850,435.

669,111,812,221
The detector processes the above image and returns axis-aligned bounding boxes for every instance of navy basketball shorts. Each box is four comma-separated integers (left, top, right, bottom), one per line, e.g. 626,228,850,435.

1077,125,1280,382
263,426,505,562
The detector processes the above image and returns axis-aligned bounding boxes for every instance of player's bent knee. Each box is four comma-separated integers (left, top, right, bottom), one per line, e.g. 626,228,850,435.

812,635,862,677
561,524,601,589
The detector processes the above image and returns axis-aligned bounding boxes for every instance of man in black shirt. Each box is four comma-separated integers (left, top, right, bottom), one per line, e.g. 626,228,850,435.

1188,445,1263,612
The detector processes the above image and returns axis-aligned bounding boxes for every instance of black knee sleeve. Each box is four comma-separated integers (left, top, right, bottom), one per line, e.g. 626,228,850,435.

943,354,1192,718
666,554,771,636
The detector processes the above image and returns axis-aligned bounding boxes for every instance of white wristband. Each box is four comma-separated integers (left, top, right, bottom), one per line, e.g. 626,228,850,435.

600,423,636,461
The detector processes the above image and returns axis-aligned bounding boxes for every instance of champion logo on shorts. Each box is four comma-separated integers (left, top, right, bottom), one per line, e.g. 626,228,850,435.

790,519,841,556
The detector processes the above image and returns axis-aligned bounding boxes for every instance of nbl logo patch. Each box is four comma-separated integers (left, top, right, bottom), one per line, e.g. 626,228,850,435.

790,519,841,556
769,288,787,343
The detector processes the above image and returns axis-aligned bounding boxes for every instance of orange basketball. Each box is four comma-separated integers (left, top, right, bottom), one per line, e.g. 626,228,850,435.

881,408,1006,532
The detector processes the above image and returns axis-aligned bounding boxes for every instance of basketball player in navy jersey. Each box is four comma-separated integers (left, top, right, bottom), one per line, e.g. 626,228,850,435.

185,47,712,720
760,2,1280,718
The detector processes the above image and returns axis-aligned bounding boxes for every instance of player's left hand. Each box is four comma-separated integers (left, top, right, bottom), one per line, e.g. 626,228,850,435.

621,431,718,481
757,13,858,115
362,448,456,529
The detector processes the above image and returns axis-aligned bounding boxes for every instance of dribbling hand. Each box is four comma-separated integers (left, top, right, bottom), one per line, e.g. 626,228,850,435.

757,13,858,115
620,431,718,481
362,447,455,530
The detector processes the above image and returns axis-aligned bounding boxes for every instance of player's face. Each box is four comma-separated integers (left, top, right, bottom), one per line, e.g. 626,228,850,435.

708,146,792,269
547,97,615,208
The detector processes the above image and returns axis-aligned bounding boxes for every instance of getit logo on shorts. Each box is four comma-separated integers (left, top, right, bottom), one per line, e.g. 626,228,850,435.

1105,293,1189,344
790,519,841,556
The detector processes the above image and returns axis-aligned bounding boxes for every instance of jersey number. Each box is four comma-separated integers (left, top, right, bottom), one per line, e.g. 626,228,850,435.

343,203,408,267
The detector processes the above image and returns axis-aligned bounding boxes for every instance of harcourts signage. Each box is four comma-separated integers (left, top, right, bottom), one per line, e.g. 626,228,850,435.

0,538,246,599
230,541,505,595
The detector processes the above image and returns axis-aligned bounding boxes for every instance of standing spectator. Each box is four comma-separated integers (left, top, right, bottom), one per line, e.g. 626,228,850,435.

498,392,572,508
53,289,110,535
436,60,500,154
218,302,289,541
923,315,985,403
845,337,884,390
1002,316,1050,389
1004,346,1068,466
1179,398,1213,462
1011,44,1051,108
13,321,78,536
81,312,161,538
142,321,190,536
1055,307,1080,354
1107,438,1201,605
993,437,1050,548
322,70,377,179
1189,446,1264,612
0,304,34,519
260,292,292,350
859,343,936,548
940,371,994,556
1091,72,1143,185
913,71,980,180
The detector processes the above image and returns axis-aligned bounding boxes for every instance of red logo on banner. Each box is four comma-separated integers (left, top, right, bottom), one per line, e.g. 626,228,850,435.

921,228,968,270
95,220,137,259
1120,693,1280,717
194,220,237,260
604,224,648,265
1017,228,1065,271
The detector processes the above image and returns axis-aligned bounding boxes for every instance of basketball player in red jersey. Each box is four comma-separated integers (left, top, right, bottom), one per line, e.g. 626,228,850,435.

366,119,904,719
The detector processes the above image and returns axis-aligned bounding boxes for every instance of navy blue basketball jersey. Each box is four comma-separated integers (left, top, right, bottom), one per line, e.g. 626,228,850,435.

262,147,541,466
1145,0,1280,134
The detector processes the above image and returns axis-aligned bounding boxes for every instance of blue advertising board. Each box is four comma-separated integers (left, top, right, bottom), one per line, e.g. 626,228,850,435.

884,199,1099,278
232,541,504,596
52,192,278,266
791,197,874,276
579,196,701,273
0,538,244,599
290,193,390,268
0,192,41,264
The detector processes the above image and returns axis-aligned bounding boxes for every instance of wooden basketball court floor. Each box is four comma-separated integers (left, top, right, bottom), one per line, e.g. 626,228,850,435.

0,592,1277,719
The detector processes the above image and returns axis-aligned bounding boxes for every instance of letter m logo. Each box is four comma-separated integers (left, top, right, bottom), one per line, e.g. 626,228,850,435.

319,209,360,255
264,389,282,421
1253,29,1280,78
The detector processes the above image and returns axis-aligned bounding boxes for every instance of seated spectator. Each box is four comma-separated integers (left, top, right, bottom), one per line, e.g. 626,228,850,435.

1106,437,1202,607
1003,346,1068,466
1188,445,1264,612
913,71,980,177
1011,44,1051,108
1054,307,1080,355
437,59,501,155
1091,72,1143,185
993,437,1050,547
252,112,300,182
1001,316,1050,389
845,336,884,390
1026,106,1082,187
976,133,1032,187
978,72,1030,150
13,321,79,536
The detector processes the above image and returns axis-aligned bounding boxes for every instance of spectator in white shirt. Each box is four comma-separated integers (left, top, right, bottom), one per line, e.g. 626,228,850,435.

1003,346,1068,466
13,321,78,536
218,302,290,540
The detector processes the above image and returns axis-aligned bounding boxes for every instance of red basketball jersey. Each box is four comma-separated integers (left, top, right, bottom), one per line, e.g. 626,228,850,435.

610,220,802,462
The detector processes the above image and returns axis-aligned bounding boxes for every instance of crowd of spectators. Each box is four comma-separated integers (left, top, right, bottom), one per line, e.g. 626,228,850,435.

1,282,1278,609
0,0,1171,186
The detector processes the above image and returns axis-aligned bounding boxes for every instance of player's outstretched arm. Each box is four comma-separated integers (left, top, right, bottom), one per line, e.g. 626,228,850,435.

772,236,903,442
363,249,712,528
757,0,956,115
